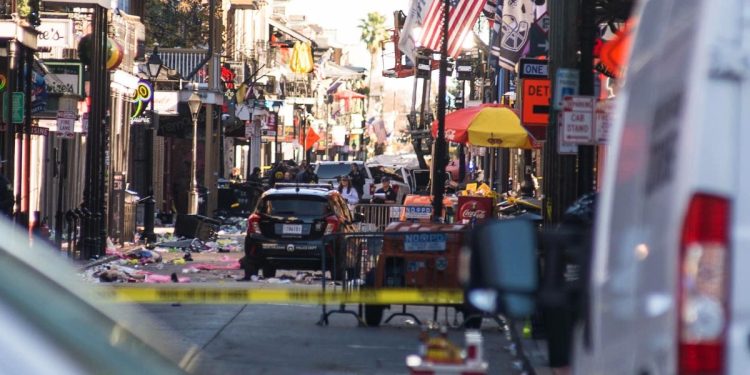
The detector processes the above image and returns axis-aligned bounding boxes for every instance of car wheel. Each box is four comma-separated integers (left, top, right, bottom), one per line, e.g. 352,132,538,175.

262,265,277,279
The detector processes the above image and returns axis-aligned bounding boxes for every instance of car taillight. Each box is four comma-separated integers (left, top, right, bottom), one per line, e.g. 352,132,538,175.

324,216,339,235
248,213,261,234
679,193,730,375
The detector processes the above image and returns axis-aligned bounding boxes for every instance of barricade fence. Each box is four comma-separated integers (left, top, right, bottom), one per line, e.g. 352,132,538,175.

353,204,404,232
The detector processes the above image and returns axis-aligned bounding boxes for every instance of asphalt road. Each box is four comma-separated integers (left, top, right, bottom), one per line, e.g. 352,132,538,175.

142,303,524,375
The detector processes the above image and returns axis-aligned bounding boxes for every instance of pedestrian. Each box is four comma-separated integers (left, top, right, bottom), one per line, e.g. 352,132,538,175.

337,175,359,208
349,163,365,199
283,171,295,183
372,176,397,204
295,164,310,183
0,160,13,218
248,167,262,185
229,167,243,182
306,164,318,183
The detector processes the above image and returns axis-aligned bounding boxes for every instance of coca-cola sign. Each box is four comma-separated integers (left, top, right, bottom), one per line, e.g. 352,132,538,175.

457,196,494,224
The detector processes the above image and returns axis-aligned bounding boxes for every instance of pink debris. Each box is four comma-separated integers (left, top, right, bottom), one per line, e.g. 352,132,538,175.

190,261,241,271
145,274,191,283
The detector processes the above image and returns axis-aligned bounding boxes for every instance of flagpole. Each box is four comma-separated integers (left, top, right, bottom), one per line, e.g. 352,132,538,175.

431,0,450,221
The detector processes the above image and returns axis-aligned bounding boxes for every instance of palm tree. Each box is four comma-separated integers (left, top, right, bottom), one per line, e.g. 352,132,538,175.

358,12,389,104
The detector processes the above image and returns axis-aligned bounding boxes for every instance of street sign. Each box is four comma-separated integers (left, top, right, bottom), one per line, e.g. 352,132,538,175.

557,117,578,154
521,78,551,126
553,68,579,110
595,99,615,143
518,58,548,79
561,95,595,144
404,233,446,252
56,110,76,139
11,92,24,124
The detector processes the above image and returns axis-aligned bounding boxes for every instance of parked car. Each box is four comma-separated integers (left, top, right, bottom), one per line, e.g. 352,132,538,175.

244,183,363,279
313,161,374,202
366,164,413,204
468,1,750,374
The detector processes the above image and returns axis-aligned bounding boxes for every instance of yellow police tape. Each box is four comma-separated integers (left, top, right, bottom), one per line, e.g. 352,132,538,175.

97,287,465,305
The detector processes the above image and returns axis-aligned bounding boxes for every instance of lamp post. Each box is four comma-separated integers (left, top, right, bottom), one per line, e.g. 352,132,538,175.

188,90,202,214
143,44,162,243
270,101,282,162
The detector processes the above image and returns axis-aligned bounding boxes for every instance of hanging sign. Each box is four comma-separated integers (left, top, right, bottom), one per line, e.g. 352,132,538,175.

130,80,154,125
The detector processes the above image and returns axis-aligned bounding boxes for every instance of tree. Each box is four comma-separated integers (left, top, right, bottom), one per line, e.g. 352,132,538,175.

143,0,214,48
358,12,389,111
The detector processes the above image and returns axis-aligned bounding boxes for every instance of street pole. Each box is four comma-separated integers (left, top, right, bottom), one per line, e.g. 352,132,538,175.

577,0,596,194
431,0,449,221
190,113,199,214
543,0,579,223
143,86,156,243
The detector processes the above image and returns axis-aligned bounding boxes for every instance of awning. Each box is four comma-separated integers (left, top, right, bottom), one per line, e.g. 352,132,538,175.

318,62,362,80
269,19,314,46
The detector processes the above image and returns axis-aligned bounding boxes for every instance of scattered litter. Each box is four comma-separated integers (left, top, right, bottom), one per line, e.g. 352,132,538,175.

183,253,193,262
127,249,162,264
182,267,200,274
172,258,186,265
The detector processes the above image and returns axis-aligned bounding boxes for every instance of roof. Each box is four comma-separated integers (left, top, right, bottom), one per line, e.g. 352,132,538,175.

268,18,314,46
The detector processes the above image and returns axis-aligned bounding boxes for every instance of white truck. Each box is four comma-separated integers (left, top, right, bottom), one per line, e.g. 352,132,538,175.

467,0,750,373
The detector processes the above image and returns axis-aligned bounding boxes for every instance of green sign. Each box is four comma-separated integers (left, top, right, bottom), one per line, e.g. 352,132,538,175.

11,92,23,124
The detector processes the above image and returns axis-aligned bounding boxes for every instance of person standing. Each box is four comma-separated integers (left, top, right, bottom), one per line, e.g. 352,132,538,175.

349,163,365,200
337,176,359,209
372,176,397,204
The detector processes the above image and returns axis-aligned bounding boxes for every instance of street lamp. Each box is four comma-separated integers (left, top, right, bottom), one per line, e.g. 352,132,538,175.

188,90,202,214
143,44,162,243
270,101,282,162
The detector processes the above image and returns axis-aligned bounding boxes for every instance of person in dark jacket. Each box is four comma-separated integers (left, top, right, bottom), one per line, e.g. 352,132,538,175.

348,163,365,199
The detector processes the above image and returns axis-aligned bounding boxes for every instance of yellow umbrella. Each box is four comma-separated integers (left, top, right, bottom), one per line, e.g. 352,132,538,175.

466,106,534,148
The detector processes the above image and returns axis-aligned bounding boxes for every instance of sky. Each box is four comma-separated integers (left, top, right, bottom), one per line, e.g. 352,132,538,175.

284,0,410,67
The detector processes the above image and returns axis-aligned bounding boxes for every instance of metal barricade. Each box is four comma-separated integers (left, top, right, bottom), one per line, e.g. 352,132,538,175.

353,204,404,232
317,223,474,328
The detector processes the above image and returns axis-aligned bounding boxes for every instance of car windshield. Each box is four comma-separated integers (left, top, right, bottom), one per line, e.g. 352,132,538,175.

368,166,405,184
260,196,330,216
316,164,358,179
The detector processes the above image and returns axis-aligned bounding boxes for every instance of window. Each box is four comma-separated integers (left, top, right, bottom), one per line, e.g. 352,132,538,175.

260,196,330,216
315,163,361,179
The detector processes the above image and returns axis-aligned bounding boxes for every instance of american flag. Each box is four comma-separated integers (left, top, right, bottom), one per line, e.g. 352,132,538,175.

418,0,487,58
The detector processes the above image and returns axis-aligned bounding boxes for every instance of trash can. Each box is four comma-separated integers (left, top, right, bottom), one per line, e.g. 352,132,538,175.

174,214,221,241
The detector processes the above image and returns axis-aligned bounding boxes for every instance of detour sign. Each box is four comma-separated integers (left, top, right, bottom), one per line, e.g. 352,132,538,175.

521,78,551,126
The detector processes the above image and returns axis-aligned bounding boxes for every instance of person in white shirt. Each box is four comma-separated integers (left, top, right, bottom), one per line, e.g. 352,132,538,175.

337,175,359,208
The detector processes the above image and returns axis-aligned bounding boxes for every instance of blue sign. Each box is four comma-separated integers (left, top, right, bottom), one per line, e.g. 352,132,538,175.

405,205,433,219
404,233,447,252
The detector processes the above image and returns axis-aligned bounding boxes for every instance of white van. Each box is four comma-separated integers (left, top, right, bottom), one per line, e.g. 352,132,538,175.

573,0,745,373
467,1,750,374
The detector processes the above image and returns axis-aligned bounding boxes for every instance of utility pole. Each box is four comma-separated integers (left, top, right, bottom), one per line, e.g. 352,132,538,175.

577,0,596,194
204,0,219,217
431,0,449,221
543,0,579,223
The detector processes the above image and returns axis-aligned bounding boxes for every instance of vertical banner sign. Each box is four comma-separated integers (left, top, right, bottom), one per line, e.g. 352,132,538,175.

56,111,76,139
561,95,595,144
130,80,154,125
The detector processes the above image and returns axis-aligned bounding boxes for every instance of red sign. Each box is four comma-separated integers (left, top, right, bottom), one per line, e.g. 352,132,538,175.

457,196,494,224
521,78,551,126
